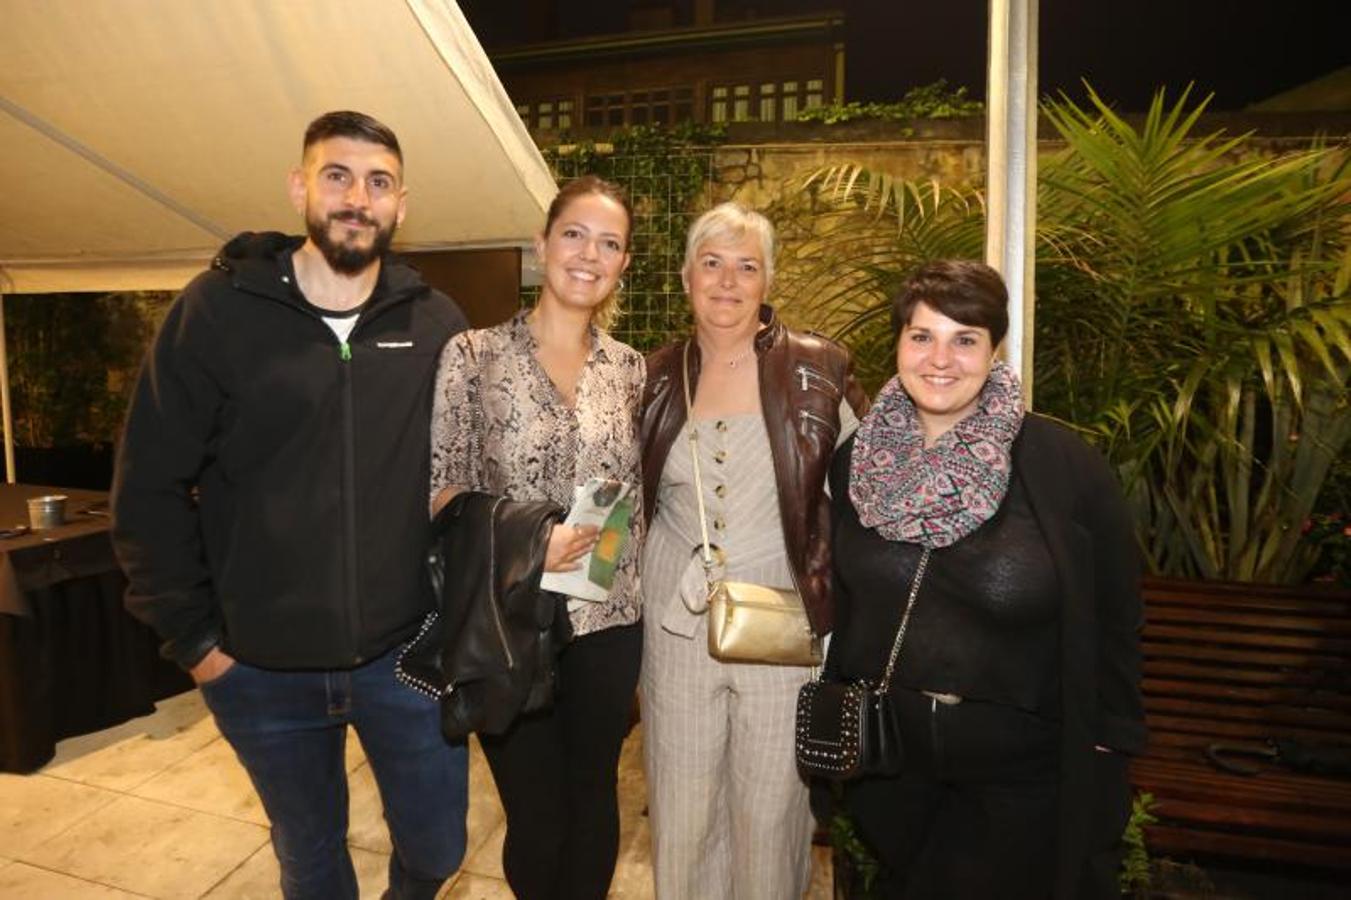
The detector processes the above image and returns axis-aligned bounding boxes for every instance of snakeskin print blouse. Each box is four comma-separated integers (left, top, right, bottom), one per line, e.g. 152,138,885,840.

430,310,645,637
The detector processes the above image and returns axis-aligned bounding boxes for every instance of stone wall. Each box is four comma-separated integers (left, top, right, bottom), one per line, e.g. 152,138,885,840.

682,113,1349,378
713,139,987,208
708,113,1350,208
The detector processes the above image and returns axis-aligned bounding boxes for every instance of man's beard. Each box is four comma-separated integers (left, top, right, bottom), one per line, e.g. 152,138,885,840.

306,209,397,275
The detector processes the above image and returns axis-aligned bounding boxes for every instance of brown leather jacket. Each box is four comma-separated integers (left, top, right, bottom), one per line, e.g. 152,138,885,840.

640,305,869,636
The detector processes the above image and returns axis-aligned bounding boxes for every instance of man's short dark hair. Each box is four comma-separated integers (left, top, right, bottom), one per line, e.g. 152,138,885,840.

890,259,1010,347
303,110,402,164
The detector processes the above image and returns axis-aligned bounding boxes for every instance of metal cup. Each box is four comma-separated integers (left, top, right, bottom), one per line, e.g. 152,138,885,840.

26,494,68,530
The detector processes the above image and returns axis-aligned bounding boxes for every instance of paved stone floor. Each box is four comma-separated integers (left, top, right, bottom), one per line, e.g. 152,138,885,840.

0,691,832,898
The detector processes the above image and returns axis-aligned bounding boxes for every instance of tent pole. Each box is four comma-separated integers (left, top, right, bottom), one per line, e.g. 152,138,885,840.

985,0,1039,405
0,293,13,483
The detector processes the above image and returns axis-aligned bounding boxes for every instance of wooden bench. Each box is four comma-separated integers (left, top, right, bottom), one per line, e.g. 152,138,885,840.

1129,577,1351,873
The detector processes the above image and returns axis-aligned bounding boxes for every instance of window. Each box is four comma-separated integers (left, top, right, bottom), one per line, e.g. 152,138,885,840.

781,81,799,120
585,93,626,127
759,83,777,122
633,88,692,125
649,89,669,124
517,97,573,131
732,84,751,122
710,86,729,123
709,77,826,123
630,92,650,125
674,90,693,122
805,79,825,110
584,88,694,126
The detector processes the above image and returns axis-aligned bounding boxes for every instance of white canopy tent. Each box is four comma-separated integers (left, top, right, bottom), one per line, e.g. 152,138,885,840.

0,0,557,481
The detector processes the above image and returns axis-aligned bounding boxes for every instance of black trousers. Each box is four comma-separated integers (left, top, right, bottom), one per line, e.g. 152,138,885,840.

479,622,643,900
842,689,1064,900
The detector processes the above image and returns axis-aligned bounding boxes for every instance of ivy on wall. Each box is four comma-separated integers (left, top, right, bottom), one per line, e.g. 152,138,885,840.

795,80,983,126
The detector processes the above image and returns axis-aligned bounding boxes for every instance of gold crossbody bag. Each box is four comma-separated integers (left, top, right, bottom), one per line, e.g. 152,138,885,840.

682,341,822,666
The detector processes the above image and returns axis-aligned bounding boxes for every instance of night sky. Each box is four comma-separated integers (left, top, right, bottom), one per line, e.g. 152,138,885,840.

848,0,1350,110
461,0,1349,112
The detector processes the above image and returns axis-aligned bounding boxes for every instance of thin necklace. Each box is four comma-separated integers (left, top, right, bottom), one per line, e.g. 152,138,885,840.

717,347,754,368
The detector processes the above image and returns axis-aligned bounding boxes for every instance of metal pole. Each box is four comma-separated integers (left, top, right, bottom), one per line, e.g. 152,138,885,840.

0,293,15,483
985,0,1039,403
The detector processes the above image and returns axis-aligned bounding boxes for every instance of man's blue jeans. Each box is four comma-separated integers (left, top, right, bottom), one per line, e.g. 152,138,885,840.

200,645,468,899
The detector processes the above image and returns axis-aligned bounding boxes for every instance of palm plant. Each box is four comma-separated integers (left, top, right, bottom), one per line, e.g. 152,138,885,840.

769,168,986,391
1037,86,1351,581
770,85,1351,583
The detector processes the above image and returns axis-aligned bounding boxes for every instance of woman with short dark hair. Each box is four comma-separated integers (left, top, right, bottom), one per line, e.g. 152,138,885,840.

826,259,1145,898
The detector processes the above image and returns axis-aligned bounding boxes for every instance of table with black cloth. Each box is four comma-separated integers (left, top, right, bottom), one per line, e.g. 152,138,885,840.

0,484,191,773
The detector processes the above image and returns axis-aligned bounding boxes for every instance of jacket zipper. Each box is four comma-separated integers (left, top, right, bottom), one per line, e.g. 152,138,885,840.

799,408,838,437
796,364,840,397
242,268,423,664
332,295,418,662
337,334,361,662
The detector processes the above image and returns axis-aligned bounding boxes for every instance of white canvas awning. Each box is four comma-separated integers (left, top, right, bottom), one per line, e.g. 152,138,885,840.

0,0,556,483
0,0,556,294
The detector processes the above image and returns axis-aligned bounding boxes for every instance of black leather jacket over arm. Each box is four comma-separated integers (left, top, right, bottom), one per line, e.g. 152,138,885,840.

398,491,566,740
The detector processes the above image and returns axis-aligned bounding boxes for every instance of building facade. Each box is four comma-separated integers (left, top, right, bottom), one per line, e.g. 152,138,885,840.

482,4,844,135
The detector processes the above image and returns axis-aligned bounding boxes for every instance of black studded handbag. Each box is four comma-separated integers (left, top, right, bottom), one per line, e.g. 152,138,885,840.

795,548,931,780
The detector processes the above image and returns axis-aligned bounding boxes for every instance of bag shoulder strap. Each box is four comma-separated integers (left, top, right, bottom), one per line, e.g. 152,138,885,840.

875,546,931,693
682,340,718,572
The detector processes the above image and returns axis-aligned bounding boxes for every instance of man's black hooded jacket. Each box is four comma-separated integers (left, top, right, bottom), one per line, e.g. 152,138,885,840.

112,232,468,670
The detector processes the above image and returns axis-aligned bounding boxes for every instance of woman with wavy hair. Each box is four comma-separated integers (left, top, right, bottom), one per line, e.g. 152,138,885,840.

430,176,645,900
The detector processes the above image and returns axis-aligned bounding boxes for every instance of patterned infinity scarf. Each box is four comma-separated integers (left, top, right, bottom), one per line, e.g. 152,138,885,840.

849,361,1025,548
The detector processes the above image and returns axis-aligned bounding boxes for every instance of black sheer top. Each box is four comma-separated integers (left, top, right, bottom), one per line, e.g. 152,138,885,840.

828,435,1062,715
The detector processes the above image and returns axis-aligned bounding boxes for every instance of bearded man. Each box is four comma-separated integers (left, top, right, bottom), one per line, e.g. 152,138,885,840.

112,110,469,899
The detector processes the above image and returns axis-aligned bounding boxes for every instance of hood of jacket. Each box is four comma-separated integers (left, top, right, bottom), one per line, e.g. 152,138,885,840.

211,231,430,309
